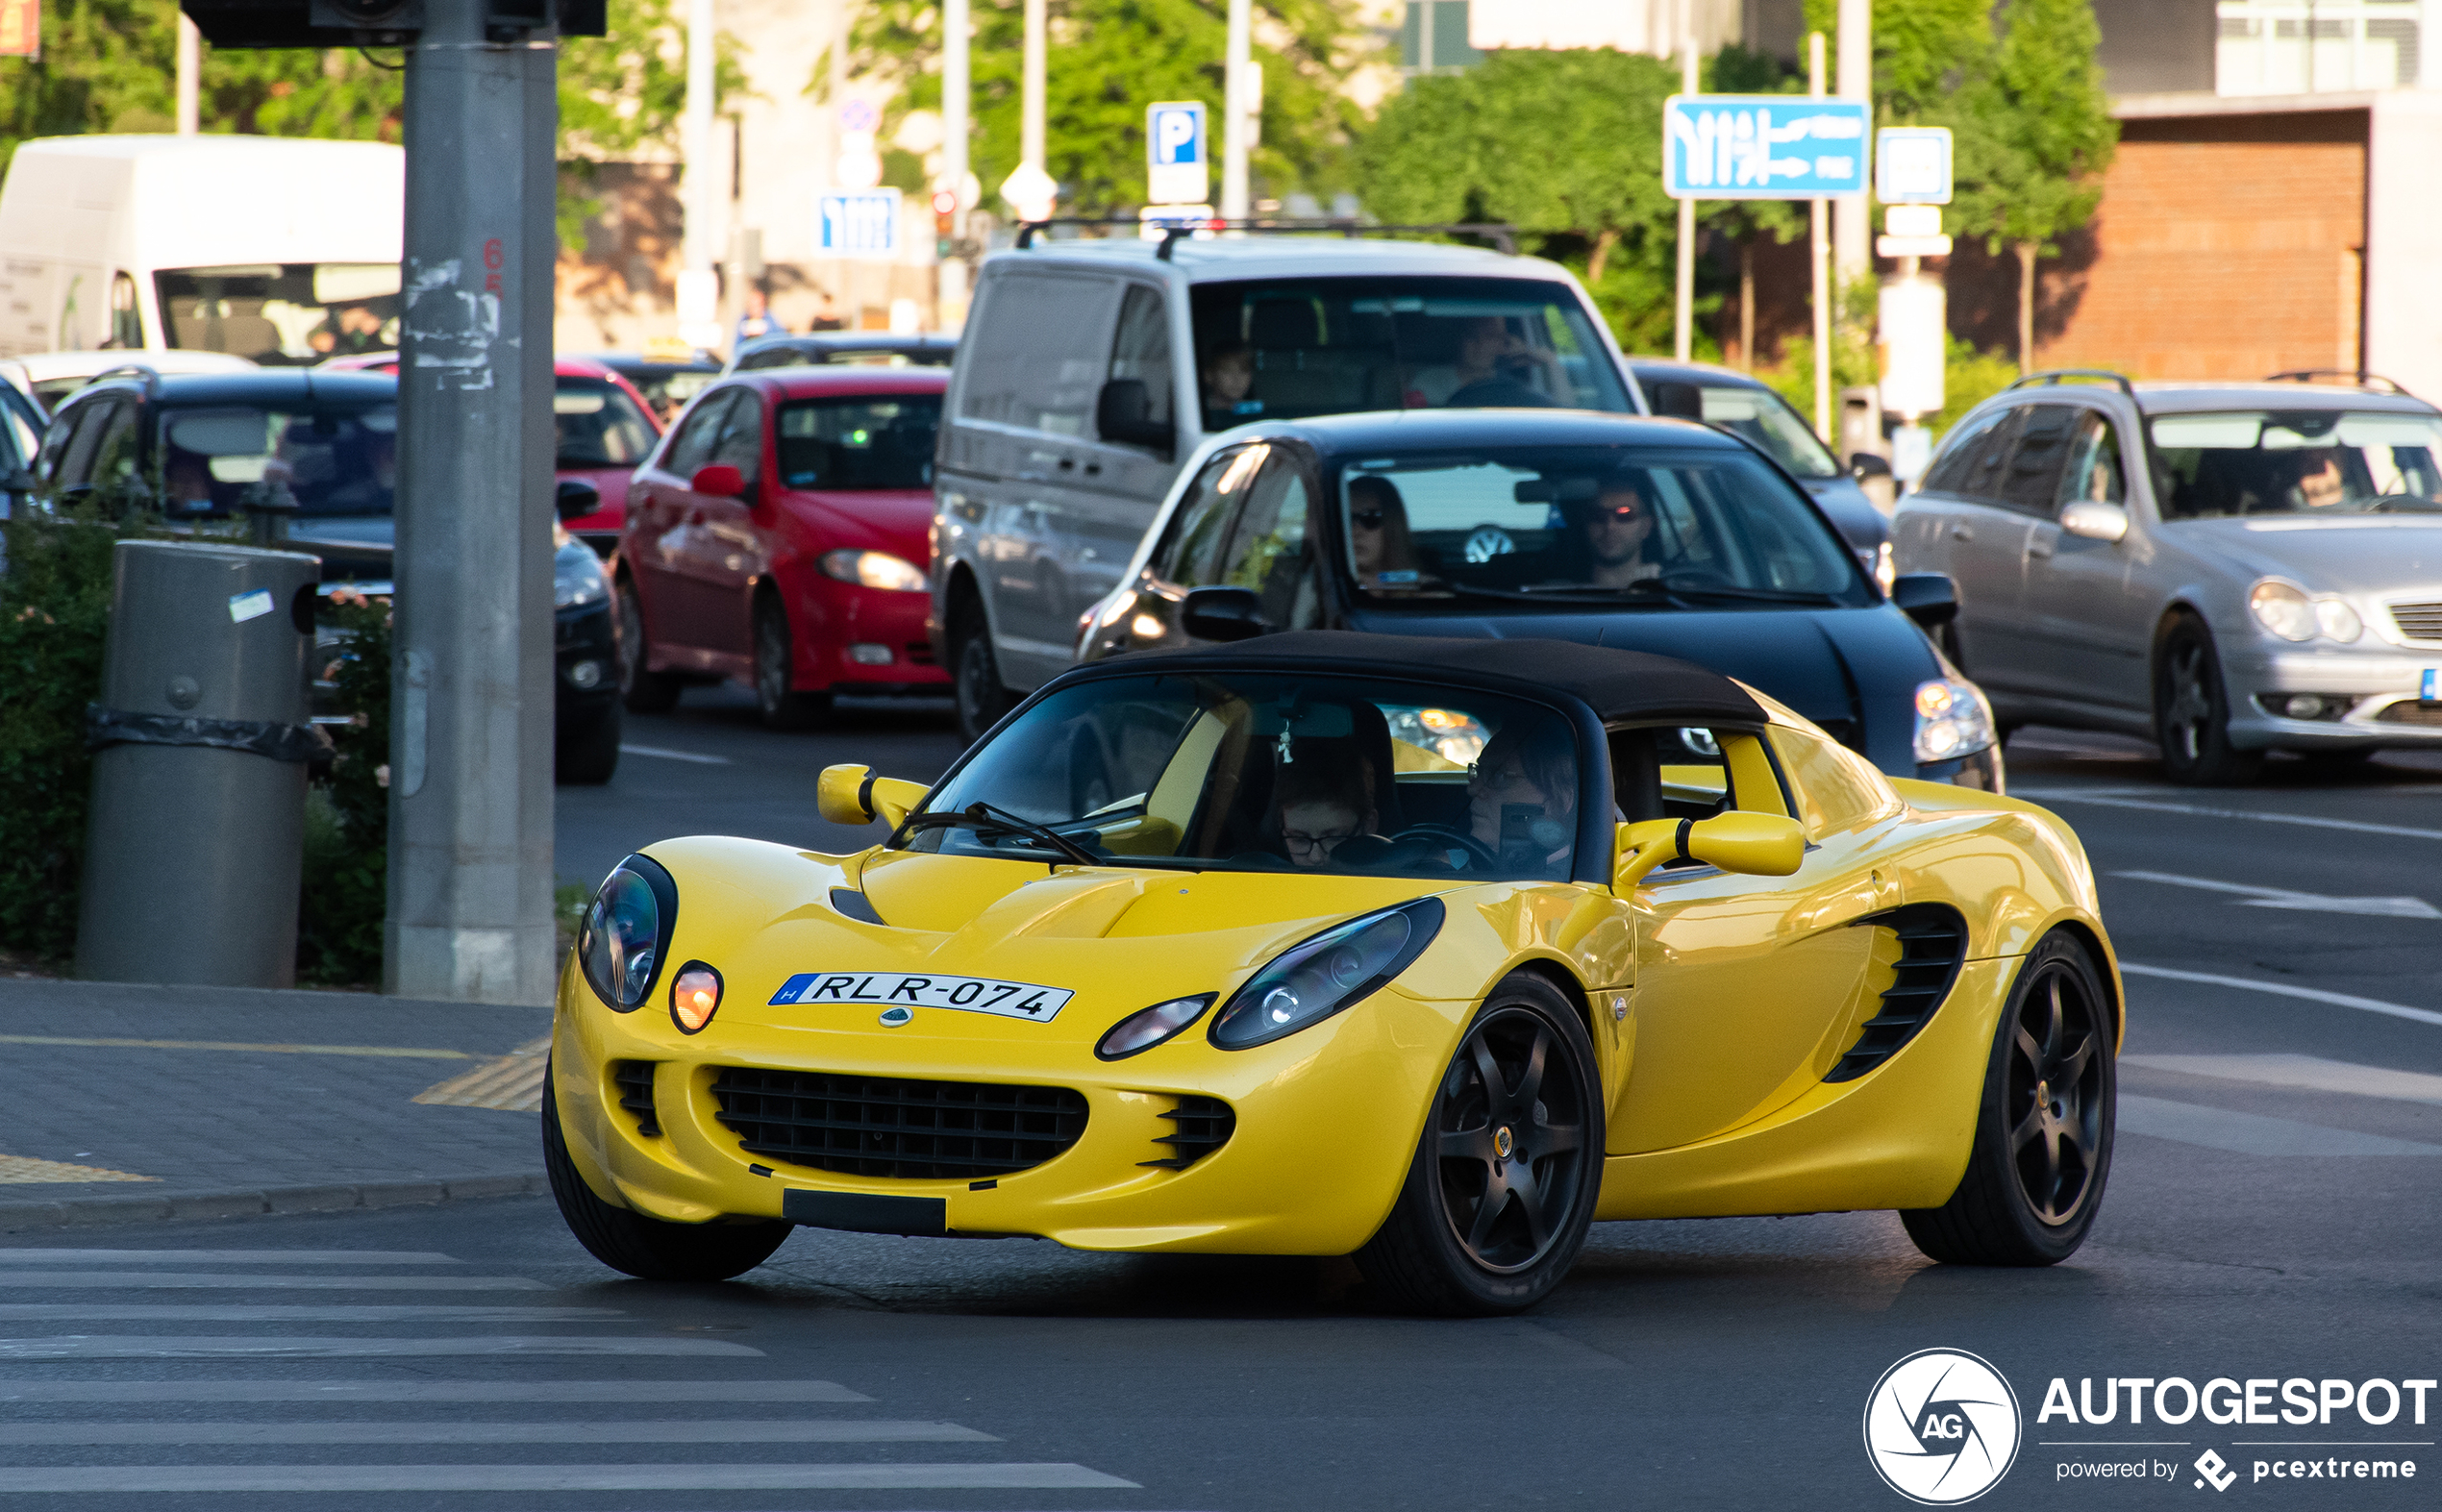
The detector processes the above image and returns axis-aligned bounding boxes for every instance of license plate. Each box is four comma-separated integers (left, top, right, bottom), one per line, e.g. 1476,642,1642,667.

767,971,1074,1023
2424,668,2439,703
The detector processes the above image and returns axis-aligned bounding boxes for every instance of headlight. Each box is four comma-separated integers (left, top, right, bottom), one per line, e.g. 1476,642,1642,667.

2315,598,2362,643
819,549,927,592
1095,994,1214,1060
553,541,609,608
577,854,678,1010
1209,899,1444,1051
1912,677,1996,764
2248,579,2317,642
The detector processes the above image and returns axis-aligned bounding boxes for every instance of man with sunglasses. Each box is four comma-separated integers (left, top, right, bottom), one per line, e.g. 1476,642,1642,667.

1568,474,1661,588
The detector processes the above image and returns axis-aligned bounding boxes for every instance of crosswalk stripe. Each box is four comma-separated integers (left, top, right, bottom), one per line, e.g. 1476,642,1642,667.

0,1378,871,1402
0,1250,461,1265
0,1334,764,1359
0,1271,545,1290
2118,1094,2442,1157
0,1464,1141,1492
0,1304,623,1323
0,1419,998,1446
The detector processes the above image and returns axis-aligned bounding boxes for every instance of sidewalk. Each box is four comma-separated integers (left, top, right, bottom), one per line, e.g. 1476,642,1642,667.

0,977,553,1232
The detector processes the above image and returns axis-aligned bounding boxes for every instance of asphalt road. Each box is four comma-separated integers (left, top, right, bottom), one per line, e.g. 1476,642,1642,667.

7,697,2433,1510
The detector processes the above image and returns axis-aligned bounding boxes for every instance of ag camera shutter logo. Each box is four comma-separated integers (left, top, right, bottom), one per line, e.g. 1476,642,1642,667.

1864,1349,2023,1504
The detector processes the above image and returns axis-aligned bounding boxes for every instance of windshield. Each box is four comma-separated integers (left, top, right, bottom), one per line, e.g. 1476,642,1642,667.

1189,276,1631,429
556,377,659,468
1336,446,1867,606
156,404,396,519
155,263,401,366
776,395,940,489
2150,409,2442,519
1700,385,1839,478
909,671,1584,881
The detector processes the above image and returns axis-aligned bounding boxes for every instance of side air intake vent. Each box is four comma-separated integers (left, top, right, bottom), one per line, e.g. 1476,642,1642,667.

1825,904,1970,1083
1140,1095,1234,1169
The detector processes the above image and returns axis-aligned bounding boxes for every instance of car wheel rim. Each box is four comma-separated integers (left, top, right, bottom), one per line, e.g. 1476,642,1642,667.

2162,640,2213,762
957,636,991,731
1433,1007,1588,1275
617,594,644,693
2006,963,2106,1227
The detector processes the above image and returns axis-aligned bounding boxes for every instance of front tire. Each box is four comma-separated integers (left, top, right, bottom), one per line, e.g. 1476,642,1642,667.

949,601,1015,747
752,593,832,731
2154,615,2261,786
1357,975,1603,1316
617,577,684,714
1902,932,2115,1267
541,1062,792,1282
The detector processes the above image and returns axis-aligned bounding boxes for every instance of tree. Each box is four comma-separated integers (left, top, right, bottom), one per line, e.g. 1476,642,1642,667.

846,0,1370,216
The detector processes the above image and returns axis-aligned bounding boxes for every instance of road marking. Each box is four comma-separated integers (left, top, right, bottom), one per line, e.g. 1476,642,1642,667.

0,1271,545,1290
0,1334,764,1359
0,1035,475,1059
2121,963,2442,1028
2116,1095,2442,1157
2123,1053,2442,1106
0,1464,1139,1492
412,1037,549,1111
2112,869,2441,919
0,1419,998,1446
0,1305,622,1323
2015,788,2442,842
619,743,734,765
0,1379,871,1402
0,1250,461,1265
0,1154,154,1184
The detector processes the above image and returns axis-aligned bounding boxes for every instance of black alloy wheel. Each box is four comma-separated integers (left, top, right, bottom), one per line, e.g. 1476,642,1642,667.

950,604,1015,747
1358,975,1603,1315
616,577,683,714
2153,615,2261,786
1902,932,2116,1266
752,594,831,731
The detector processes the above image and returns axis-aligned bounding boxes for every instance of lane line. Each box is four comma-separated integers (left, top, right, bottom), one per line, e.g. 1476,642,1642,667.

2015,789,2442,842
0,1419,998,1446
2121,963,2442,1028
0,1271,546,1291
618,743,734,766
2122,1053,2442,1106
0,1379,870,1402
0,1305,623,1323
0,1035,476,1060
0,1251,460,1265
2115,1095,2442,1157
0,1334,764,1359
2111,870,2439,918
0,1464,1140,1492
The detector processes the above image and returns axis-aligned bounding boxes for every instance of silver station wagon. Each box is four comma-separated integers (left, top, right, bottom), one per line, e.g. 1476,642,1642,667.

1894,371,2442,783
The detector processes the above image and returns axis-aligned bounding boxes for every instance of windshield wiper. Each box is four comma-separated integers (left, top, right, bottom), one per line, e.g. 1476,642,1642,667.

897,802,1102,871
1657,581,1841,605
1434,582,1683,607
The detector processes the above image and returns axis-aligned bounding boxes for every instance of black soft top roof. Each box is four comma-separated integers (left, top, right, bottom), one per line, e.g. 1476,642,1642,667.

1082,631,1764,727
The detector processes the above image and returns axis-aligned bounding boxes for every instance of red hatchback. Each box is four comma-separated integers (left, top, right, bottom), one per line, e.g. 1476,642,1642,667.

616,367,949,727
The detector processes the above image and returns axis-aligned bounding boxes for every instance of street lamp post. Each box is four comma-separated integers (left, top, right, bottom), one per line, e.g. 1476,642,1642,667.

1220,0,1250,223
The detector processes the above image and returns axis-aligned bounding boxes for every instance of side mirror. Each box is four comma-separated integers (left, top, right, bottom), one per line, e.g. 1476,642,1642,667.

1181,584,1266,642
1095,379,1173,452
1849,451,1893,481
816,763,930,829
690,463,746,498
1612,811,1807,892
555,479,602,522
2060,499,2131,543
1889,572,1958,629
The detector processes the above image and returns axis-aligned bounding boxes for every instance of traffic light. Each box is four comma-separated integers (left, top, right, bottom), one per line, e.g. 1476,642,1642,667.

180,0,603,48
931,188,958,259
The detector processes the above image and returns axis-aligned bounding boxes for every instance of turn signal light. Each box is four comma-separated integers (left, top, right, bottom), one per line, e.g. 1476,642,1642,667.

670,962,724,1034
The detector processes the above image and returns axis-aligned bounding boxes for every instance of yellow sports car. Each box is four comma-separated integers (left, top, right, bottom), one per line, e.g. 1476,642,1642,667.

546,632,2120,1315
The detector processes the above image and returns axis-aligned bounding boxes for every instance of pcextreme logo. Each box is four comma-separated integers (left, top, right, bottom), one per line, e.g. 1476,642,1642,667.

1866,1349,2025,1505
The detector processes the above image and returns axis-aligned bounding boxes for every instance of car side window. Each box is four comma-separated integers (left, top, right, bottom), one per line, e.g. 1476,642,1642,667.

1212,452,1319,630
1107,283,1175,434
658,389,735,480
1919,407,2010,497
1148,446,1254,585
707,390,764,485
957,272,1117,437
87,400,143,505
2056,410,2126,508
1994,403,2077,514
44,398,122,496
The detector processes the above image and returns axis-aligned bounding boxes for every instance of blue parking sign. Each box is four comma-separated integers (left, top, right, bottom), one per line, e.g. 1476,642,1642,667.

818,189,901,259
1146,101,1209,206
1663,94,1870,200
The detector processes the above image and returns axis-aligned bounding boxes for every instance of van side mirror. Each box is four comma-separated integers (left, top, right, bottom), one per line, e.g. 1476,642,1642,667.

1182,584,1266,642
816,763,928,828
1096,379,1173,453
1612,812,1806,892
555,479,602,522
690,463,746,498
2059,500,2131,542
1849,451,1893,481
1889,572,1958,629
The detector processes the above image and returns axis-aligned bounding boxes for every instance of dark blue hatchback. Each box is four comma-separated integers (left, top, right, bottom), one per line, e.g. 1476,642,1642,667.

1076,409,1999,787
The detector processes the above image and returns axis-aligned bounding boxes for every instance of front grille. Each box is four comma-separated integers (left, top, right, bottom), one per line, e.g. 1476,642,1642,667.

612,1060,660,1136
1141,1096,1235,1169
2375,700,2442,727
2391,600,2442,643
710,1067,1089,1180
1826,905,1970,1083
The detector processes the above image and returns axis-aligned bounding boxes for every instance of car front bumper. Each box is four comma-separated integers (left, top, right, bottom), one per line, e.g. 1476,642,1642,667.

2222,642,2442,749
555,597,620,723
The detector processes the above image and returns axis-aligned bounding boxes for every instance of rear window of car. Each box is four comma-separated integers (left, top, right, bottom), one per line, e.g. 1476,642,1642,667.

156,403,397,518
555,376,658,468
775,395,941,490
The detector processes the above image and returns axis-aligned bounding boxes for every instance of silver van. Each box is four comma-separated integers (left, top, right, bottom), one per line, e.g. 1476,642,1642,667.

930,235,1645,739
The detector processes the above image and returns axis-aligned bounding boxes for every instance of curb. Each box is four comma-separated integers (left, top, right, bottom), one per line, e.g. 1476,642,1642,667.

0,1173,547,1234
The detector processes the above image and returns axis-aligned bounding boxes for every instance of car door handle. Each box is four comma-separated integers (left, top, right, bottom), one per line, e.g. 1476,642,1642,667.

1084,462,1102,477
1950,524,1975,541
2027,537,2056,559
1057,458,1076,471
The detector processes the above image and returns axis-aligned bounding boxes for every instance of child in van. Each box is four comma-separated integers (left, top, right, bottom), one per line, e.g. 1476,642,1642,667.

1201,339,1260,425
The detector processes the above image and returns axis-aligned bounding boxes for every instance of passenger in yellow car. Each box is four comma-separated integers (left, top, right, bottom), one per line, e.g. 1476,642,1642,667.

1467,716,1577,868
1275,756,1382,867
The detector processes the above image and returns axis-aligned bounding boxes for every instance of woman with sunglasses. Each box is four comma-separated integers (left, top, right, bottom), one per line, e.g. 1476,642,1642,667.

1346,475,1424,590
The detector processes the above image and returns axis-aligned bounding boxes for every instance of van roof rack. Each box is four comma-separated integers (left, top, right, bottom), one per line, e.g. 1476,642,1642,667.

1014,216,1519,260
2264,368,2408,396
2006,368,2136,399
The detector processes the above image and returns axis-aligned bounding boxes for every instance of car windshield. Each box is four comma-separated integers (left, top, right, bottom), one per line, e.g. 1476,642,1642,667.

155,263,401,366
906,671,1584,881
156,404,397,519
556,377,659,468
1336,446,1868,607
1189,276,1631,429
776,395,941,489
1696,384,1840,478
2149,409,2442,519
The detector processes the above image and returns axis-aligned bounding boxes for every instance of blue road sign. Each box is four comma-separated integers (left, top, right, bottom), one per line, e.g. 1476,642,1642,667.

818,189,902,259
1876,126,1954,205
1663,94,1870,200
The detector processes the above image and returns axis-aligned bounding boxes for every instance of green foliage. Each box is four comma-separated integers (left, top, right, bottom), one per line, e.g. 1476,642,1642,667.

1950,0,2116,258
1932,335,2023,439
0,512,118,962
847,0,1371,212
296,591,390,986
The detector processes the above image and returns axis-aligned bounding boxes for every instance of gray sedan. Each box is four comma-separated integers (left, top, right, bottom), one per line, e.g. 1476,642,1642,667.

1894,372,2442,783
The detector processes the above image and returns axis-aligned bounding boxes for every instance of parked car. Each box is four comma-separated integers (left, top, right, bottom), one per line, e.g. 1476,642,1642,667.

1630,357,1893,584
932,234,1652,742
1,349,258,415
616,366,949,729
567,347,724,426
1894,370,2442,783
727,332,957,374
31,367,624,782
319,352,662,556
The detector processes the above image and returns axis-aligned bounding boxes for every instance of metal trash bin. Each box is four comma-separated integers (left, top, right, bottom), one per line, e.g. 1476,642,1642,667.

74,539,329,988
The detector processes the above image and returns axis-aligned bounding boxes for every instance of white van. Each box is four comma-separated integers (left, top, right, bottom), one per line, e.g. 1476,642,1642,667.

0,135,403,362
929,234,1647,739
